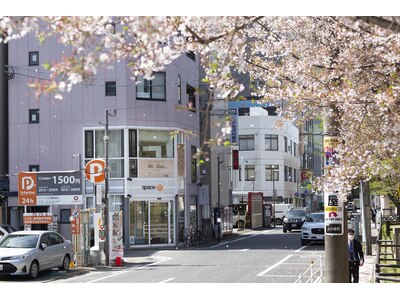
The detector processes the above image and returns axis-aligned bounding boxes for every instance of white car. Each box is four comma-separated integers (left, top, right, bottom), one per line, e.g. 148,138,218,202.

0,224,17,242
0,230,73,279
301,212,325,245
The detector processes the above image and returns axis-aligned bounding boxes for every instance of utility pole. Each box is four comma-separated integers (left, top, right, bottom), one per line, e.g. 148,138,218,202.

103,109,110,266
360,180,372,255
217,153,223,243
323,106,349,283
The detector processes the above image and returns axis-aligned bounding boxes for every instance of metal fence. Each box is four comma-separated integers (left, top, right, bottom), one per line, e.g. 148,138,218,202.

375,217,400,283
295,255,324,283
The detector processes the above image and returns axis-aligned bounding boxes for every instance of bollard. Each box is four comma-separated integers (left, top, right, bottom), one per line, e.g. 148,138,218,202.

115,256,122,266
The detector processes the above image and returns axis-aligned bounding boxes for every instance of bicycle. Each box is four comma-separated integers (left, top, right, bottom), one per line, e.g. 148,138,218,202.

183,228,191,248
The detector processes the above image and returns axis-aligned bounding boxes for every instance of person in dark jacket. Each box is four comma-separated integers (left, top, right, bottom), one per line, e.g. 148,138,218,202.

348,228,364,283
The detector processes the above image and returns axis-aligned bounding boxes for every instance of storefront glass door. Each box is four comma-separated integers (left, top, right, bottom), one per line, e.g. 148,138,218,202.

130,200,174,246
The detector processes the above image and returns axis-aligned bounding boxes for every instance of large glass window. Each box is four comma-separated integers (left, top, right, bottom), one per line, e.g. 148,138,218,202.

85,131,94,158
265,165,279,181
95,130,124,158
139,130,174,158
136,72,166,100
84,129,124,178
129,129,138,178
265,135,278,151
239,135,255,151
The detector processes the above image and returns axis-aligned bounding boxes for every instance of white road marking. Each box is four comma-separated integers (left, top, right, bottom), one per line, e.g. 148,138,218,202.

295,245,308,252
87,256,172,283
209,228,276,249
159,277,175,283
257,254,293,276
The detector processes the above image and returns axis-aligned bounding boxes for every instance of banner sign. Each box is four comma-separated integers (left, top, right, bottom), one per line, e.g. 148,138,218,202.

18,171,83,206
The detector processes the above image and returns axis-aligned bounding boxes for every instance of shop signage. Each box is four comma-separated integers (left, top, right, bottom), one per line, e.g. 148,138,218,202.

23,212,53,224
128,178,177,197
18,171,83,206
139,159,174,178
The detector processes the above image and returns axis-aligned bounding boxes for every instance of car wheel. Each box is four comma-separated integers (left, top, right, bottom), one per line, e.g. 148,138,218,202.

301,239,307,246
283,227,287,233
59,255,70,271
29,260,39,279
238,220,245,228
275,218,282,225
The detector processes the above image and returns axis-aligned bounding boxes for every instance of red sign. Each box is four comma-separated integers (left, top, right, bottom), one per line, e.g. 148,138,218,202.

84,159,105,183
328,211,338,218
71,210,81,234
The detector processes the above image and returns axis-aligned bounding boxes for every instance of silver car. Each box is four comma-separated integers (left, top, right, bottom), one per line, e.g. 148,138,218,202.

0,224,17,242
0,230,73,279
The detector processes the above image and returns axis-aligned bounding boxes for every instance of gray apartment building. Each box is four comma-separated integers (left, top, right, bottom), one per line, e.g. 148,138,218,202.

3,25,203,249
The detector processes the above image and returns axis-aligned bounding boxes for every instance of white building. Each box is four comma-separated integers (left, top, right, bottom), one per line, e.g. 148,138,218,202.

228,101,301,206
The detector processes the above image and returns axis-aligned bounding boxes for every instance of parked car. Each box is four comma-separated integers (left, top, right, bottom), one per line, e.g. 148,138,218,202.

0,230,73,279
0,224,17,242
301,212,325,245
282,207,309,233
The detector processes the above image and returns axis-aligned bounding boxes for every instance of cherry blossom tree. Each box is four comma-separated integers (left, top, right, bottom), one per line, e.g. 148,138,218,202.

1,16,399,203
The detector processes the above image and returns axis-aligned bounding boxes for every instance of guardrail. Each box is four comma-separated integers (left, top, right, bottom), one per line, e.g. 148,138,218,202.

375,218,400,283
295,255,324,283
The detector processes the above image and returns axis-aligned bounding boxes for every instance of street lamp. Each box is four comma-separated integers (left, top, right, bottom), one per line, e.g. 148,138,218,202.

217,153,223,243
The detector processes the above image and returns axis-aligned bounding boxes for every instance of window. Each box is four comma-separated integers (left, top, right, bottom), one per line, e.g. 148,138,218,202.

289,140,293,154
139,130,174,158
129,129,137,178
265,165,279,181
29,109,39,123
136,72,166,100
105,81,116,96
294,142,297,157
177,75,182,104
289,167,293,182
191,146,197,183
238,107,250,116
29,51,39,66
245,165,255,181
186,51,196,61
239,135,255,151
60,209,71,224
265,135,278,151
187,84,196,111
85,131,94,158
284,166,289,181
294,169,297,183
29,165,39,172
284,136,288,152
84,129,124,178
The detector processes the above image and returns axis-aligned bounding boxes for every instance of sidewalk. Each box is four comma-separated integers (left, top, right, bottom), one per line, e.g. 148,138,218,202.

358,224,378,283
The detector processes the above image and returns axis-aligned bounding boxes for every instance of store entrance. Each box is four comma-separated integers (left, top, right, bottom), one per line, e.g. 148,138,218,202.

129,199,174,246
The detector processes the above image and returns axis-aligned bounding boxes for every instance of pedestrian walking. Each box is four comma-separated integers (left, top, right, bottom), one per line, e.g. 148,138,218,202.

348,228,364,283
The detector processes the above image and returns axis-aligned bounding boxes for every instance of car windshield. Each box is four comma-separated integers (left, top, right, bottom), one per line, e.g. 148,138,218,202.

306,213,324,222
287,210,306,217
0,234,39,248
